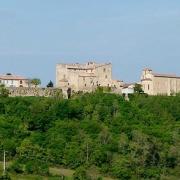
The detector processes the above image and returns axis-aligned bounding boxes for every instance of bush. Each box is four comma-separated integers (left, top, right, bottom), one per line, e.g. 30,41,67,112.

25,161,49,176
0,174,11,180
73,167,91,180
9,161,24,174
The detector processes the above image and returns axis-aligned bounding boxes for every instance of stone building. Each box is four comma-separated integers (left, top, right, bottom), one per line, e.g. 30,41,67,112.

141,68,180,95
56,62,124,92
0,73,29,88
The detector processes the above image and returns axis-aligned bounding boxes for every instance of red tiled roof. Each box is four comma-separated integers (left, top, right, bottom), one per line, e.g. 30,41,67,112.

141,78,152,81
0,74,28,80
122,83,135,88
152,73,180,78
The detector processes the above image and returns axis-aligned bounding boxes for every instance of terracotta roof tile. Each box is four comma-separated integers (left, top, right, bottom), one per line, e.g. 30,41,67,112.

0,74,28,80
152,73,180,78
141,78,152,81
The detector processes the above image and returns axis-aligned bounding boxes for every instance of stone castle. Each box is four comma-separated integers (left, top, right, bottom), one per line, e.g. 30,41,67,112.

56,62,124,92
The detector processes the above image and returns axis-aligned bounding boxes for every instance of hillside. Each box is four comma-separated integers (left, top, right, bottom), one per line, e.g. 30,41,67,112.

0,93,180,179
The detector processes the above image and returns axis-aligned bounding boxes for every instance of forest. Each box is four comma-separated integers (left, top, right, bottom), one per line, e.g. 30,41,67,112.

0,91,180,179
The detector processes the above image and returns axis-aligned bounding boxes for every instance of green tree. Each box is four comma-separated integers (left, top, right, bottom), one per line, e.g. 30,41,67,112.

0,84,9,97
47,80,54,88
73,167,91,180
134,83,144,94
30,78,41,87
111,155,132,179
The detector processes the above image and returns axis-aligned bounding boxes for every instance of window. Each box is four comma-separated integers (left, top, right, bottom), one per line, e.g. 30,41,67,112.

148,84,150,90
20,80,23,84
103,68,106,72
63,74,66,79
85,84,87,87
105,75,108,79
83,77,85,81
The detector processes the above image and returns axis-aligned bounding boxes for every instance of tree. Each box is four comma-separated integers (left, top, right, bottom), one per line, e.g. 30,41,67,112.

30,78,41,87
73,167,91,180
0,84,9,97
47,80,54,88
111,155,132,179
134,83,144,94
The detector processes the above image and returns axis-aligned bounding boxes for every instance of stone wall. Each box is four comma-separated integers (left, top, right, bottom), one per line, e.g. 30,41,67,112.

7,86,122,98
8,87,63,97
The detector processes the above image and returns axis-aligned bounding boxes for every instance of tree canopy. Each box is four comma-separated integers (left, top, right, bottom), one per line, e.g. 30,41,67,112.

134,83,144,94
0,92,180,179
30,78,41,87
46,80,54,88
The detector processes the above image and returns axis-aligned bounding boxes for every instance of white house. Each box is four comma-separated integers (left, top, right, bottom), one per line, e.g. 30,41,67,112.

122,84,135,94
0,73,29,88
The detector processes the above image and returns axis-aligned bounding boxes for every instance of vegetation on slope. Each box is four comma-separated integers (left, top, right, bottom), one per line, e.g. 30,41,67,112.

0,92,180,179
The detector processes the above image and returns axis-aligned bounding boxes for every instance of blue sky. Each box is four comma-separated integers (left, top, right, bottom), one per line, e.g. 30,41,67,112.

0,0,180,86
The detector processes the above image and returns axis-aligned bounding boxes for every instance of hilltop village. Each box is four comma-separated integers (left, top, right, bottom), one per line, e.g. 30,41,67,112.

0,61,180,97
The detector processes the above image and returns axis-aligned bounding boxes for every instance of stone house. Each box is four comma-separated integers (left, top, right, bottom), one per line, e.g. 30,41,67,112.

0,73,29,88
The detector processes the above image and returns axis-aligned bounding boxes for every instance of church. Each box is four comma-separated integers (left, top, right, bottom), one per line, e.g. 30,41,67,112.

141,68,180,95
